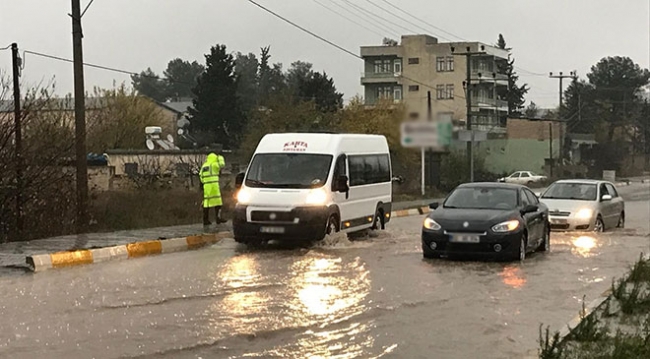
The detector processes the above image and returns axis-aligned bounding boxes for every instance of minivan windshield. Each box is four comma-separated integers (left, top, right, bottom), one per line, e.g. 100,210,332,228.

444,187,518,210
541,183,597,201
245,153,333,189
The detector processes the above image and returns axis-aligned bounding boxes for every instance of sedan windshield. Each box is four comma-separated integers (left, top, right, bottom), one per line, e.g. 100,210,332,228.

541,183,597,201
245,153,333,189
444,187,518,210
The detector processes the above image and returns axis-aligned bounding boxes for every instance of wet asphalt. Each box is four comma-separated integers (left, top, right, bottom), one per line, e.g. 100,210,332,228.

0,184,648,359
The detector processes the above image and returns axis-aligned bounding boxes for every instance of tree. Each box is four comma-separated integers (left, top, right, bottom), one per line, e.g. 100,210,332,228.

234,52,260,114
131,68,167,102
524,101,539,118
163,59,204,101
496,34,529,116
286,61,343,113
586,56,650,142
258,46,287,106
188,44,244,149
86,85,169,152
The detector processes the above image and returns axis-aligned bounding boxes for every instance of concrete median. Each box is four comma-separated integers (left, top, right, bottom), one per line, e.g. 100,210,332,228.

26,232,229,272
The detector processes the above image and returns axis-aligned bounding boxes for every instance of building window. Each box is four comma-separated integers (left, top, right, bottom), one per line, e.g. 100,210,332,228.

393,87,402,101
446,56,454,71
436,84,445,99
383,59,391,72
377,86,392,99
394,59,402,73
436,56,445,72
445,84,454,99
408,85,419,92
409,112,420,119
374,60,382,73
408,57,419,65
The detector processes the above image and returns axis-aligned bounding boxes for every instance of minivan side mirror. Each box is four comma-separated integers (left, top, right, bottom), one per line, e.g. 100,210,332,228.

336,175,349,193
429,202,439,210
601,194,612,201
234,172,245,189
392,176,405,184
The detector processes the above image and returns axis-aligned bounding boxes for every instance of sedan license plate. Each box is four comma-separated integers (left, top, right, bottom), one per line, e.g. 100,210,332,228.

550,218,566,225
260,226,285,234
450,234,480,243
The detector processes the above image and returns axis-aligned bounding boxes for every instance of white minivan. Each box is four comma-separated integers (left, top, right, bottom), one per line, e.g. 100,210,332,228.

233,133,397,244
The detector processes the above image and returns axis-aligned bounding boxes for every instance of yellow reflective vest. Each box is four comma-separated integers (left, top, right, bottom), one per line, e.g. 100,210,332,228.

200,153,225,208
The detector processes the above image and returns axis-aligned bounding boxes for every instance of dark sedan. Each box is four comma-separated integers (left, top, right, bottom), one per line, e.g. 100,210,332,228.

421,183,550,261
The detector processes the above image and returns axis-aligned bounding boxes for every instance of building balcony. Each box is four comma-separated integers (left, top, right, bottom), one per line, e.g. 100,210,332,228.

470,70,508,83
361,72,401,85
471,96,508,110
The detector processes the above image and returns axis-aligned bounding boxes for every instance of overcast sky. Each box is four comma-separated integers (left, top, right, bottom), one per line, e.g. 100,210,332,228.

1,0,649,108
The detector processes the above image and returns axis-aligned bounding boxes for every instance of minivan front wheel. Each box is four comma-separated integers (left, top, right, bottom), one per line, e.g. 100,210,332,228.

325,215,339,236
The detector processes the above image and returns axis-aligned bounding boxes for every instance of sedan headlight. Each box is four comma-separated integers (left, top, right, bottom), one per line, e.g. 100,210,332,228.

492,220,520,233
575,208,593,219
423,218,442,231
236,189,251,204
305,189,328,205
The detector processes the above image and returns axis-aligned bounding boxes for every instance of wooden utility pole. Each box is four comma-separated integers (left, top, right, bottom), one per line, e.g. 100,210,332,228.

452,45,486,182
549,71,577,163
11,43,23,236
71,0,89,233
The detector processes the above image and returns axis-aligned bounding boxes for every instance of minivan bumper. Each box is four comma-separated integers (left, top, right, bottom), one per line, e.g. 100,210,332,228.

232,205,330,242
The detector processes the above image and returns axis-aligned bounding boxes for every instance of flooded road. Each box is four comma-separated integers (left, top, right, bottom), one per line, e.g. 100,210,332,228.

1,189,648,358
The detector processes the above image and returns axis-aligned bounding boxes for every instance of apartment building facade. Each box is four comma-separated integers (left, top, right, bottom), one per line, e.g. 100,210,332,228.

360,35,510,133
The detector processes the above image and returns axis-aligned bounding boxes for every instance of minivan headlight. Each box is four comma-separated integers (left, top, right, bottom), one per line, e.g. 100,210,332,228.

236,189,251,204
305,189,327,205
423,218,441,230
492,220,520,233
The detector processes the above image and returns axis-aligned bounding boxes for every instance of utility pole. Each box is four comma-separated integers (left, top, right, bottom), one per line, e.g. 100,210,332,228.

549,71,577,165
11,43,23,237
452,45,486,183
71,0,89,234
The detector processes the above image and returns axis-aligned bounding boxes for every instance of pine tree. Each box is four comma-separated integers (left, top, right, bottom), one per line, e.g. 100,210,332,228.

188,44,244,148
496,34,529,116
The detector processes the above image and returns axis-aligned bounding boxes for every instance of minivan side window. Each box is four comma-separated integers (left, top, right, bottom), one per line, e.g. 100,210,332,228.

332,155,347,191
349,154,391,186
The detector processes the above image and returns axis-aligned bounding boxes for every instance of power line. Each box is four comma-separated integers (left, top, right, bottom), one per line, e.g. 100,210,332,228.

365,0,454,42
326,0,401,38
309,0,387,38
81,0,97,18
246,0,362,59
22,49,195,86
339,0,417,35
376,0,464,41
1,44,11,51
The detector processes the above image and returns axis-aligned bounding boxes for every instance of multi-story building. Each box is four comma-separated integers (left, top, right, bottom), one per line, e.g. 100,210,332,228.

360,34,510,133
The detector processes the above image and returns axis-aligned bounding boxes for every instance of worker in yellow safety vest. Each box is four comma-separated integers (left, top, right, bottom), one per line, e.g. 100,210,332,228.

200,152,226,226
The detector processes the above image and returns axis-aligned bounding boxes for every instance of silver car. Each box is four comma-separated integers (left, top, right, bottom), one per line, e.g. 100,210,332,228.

538,179,625,232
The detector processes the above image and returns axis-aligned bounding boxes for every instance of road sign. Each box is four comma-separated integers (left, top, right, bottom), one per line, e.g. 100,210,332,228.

401,121,452,148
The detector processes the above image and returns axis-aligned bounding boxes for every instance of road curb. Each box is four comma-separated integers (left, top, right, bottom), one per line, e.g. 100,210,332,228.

391,206,431,218
556,288,612,342
26,232,229,272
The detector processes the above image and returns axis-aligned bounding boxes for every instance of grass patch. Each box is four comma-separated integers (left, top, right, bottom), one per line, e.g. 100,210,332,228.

90,188,235,232
538,254,650,358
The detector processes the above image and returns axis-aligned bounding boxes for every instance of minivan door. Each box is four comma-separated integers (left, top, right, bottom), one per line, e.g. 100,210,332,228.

331,154,350,229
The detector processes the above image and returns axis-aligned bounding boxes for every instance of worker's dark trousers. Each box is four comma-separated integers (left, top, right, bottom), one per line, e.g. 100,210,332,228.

203,206,224,225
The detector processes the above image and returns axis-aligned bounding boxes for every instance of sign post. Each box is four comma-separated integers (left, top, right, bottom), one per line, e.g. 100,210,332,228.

458,129,488,182
401,121,452,194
